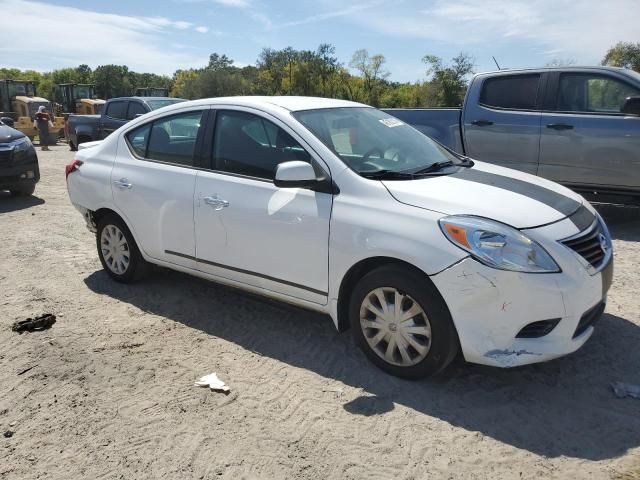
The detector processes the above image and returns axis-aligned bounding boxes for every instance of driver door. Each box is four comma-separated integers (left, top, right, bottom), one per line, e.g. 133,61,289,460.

192,108,333,304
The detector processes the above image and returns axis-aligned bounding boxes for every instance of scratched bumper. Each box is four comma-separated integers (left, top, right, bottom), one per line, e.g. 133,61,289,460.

430,214,611,368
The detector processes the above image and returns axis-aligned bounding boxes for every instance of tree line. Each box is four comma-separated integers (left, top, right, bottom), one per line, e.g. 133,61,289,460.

1,41,638,109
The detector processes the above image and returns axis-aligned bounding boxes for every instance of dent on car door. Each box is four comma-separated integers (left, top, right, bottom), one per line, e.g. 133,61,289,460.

111,109,208,268
538,72,640,191
462,73,543,174
192,108,332,304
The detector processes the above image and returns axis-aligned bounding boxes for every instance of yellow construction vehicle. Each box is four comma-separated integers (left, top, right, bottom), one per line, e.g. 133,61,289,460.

54,83,105,115
0,79,64,141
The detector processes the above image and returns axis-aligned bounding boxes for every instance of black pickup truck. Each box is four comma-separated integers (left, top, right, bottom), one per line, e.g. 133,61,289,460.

66,96,184,150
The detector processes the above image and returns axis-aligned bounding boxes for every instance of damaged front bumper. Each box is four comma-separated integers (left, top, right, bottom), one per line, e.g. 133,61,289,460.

430,215,613,368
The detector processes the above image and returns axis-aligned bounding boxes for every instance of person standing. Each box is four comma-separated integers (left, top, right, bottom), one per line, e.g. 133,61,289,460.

33,105,53,151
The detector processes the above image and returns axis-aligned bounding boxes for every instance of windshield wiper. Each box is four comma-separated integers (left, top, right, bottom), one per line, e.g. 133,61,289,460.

360,169,417,180
413,157,474,174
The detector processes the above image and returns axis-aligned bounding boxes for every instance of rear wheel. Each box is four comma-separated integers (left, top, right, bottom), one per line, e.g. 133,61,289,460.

96,214,148,283
349,265,459,379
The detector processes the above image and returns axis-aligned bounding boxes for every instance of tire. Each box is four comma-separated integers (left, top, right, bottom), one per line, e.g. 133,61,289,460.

69,140,77,151
349,264,459,379
10,184,35,196
96,214,149,283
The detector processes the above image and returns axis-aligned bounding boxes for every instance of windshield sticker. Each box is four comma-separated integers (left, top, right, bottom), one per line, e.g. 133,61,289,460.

379,118,404,128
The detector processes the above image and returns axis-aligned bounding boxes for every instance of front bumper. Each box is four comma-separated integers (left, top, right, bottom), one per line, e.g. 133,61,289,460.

431,214,613,368
0,161,40,189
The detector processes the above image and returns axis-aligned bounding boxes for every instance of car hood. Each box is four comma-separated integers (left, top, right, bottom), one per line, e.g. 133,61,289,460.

0,124,25,143
382,161,585,229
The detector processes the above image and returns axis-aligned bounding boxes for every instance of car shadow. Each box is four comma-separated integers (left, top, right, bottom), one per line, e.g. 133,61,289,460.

594,203,640,241
0,191,45,213
84,268,640,461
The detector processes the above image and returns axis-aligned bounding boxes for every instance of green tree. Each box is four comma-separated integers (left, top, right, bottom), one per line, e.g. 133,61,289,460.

602,42,640,72
349,49,389,106
422,52,474,106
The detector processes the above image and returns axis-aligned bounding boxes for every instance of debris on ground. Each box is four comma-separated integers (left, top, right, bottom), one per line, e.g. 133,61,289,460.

611,382,640,399
195,373,230,394
11,314,56,333
4,430,14,438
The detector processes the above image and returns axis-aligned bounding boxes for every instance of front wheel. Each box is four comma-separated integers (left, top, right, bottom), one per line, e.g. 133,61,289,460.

349,265,459,379
96,214,148,283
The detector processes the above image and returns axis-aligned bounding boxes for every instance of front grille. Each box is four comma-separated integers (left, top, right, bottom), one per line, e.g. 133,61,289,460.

561,221,606,268
516,318,561,338
573,302,605,338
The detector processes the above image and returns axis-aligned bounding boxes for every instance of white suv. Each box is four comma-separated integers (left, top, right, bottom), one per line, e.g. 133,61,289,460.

66,96,613,378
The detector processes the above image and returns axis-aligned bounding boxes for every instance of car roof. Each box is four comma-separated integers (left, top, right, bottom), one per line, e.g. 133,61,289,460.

475,65,634,77
151,96,367,113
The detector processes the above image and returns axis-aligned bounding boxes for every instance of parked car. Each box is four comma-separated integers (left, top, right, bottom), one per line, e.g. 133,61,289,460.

0,118,39,196
384,66,640,203
66,96,185,150
66,96,613,378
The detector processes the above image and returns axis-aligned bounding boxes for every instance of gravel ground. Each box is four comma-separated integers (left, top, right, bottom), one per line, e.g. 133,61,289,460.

1,146,639,480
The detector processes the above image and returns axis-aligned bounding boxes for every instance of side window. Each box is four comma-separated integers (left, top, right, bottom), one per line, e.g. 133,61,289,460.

146,111,203,166
557,74,640,113
213,110,310,180
480,74,541,110
127,102,147,120
126,123,151,157
105,101,127,120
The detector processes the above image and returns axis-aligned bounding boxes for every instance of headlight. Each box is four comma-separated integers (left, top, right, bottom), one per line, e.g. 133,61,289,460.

10,137,32,151
439,215,560,273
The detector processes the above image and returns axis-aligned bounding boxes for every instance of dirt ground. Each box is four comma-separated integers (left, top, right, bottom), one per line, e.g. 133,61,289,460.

1,146,639,480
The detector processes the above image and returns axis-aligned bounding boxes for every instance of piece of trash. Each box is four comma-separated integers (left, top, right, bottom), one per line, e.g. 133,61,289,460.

17,365,37,376
11,314,56,333
611,382,640,399
4,430,13,438
194,373,230,393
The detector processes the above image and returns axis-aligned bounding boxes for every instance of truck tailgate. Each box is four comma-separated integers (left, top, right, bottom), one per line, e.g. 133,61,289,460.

382,108,463,154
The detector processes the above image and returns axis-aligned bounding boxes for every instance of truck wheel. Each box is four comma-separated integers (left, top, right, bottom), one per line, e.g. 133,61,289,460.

96,214,149,283
349,264,459,379
10,185,36,196
69,140,77,151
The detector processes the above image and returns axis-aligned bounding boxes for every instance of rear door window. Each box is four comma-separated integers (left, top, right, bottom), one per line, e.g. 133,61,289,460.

146,111,204,166
480,74,541,110
105,101,127,119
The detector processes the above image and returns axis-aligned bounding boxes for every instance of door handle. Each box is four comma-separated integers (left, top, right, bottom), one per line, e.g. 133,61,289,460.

546,123,574,130
203,195,229,210
471,119,493,126
113,178,132,189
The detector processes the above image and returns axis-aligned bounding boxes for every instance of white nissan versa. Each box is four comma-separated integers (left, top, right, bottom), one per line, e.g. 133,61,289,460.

66,96,613,378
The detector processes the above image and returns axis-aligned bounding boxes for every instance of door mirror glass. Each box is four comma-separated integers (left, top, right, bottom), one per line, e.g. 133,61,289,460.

621,96,640,116
274,161,319,188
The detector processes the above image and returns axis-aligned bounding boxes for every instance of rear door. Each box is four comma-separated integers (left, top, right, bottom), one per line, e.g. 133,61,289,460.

538,71,640,192
102,100,129,138
462,73,544,174
111,108,209,269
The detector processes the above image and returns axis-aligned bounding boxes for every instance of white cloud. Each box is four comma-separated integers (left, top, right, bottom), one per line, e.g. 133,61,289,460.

212,0,250,7
341,0,639,65
0,0,209,74
195,26,209,33
276,2,382,28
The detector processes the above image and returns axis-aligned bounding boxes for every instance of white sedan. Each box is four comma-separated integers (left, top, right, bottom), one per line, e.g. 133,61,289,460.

66,96,613,378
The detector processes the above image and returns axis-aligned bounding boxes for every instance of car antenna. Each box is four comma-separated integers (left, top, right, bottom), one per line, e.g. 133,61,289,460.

492,56,502,70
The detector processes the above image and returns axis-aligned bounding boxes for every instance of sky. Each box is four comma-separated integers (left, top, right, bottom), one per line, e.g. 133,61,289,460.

1,0,638,82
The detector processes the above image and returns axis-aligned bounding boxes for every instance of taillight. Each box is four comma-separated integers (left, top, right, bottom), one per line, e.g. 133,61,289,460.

65,159,83,179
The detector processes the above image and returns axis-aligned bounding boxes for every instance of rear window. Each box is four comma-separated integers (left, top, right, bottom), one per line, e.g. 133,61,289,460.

480,74,541,110
105,101,127,119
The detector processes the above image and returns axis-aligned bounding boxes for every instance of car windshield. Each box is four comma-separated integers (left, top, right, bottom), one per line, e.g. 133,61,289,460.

145,99,185,110
293,107,462,176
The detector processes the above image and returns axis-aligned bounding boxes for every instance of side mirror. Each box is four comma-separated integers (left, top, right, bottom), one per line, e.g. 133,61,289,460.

1,116,14,127
274,161,320,189
621,96,640,116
